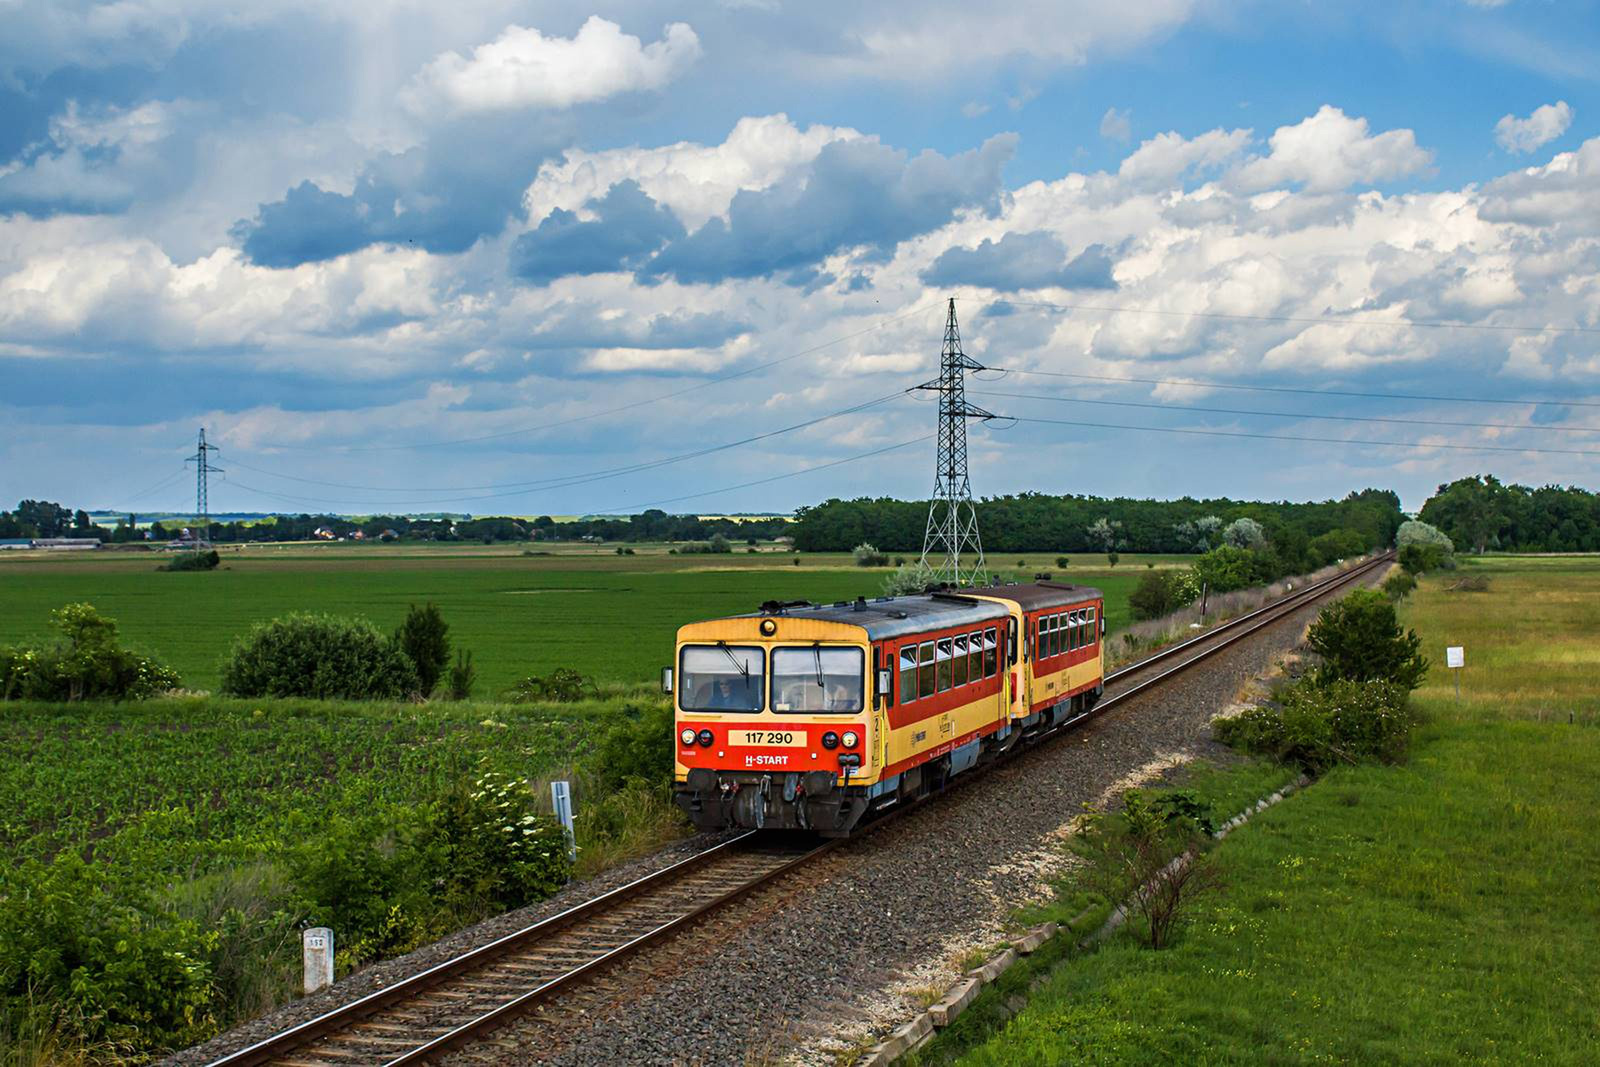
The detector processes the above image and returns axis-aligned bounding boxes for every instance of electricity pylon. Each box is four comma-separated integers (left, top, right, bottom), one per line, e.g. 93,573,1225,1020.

185,428,223,548
916,299,993,586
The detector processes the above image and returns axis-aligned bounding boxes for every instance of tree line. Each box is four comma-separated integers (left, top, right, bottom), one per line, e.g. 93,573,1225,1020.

1418,475,1600,554
793,489,1405,557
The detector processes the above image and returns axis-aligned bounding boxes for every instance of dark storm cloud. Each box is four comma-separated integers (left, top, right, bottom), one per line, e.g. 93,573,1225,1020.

638,133,1019,285
510,180,685,284
236,118,561,267
921,231,1117,291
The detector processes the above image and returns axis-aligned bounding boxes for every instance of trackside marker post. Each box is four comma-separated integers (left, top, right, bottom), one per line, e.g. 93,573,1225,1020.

551,781,576,862
1446,645,1464,699
303,927,333,993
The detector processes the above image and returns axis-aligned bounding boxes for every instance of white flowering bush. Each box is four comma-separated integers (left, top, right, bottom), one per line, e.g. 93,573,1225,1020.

0,603,179,701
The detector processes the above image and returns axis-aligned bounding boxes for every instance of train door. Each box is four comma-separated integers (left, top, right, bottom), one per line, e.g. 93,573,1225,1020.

1007,610,1029,719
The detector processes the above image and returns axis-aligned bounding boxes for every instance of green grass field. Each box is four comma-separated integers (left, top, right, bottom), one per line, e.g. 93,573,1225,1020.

0,545,1158,693
915,555,1600,1066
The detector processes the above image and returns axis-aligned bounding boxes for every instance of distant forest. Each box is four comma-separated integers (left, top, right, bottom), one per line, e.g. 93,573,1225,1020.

4,476,1596,555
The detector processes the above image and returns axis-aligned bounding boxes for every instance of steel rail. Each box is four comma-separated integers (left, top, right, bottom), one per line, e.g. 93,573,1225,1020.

208,831,774,1066
208,552,1390,1066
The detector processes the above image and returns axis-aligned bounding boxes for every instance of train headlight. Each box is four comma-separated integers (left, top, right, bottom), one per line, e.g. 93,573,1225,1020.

821,731,840,750
842,731,859,749
697,729,715,747
680,728,697,746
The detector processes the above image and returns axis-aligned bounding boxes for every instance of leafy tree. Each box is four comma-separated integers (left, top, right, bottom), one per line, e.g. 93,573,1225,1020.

0,603,180,701
1306,590,1428,690
1221,516,1267,549
1129,569,1191,621
882,561,933,596
395,602,451,696
1418,476,1508,554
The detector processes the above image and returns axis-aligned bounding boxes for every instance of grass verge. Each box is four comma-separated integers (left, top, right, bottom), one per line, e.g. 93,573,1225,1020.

909,555,1600,1066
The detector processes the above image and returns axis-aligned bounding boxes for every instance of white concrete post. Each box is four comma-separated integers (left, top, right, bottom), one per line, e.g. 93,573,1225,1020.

303,927,334,994
551,780,576,863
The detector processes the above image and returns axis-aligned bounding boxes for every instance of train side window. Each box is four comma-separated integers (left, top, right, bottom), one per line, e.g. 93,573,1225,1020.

953,634,969,687
899,645,918,703
1058,613,1068,655
984,627,998,677
1079,609,1089,649
1066,610,1077,653
1087,607,1097,646
919,640,936,699
1045,614,1058,658
968,630,983,681
1006,619,1017,665
1053,613,1064,657
936,638,954,691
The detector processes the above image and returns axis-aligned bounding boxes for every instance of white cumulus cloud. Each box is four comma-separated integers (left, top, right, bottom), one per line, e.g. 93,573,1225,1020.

1494,101,1573,153
1234,105,1432,192
404,16,702,116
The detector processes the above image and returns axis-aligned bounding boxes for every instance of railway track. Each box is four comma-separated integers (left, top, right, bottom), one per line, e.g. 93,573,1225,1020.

209,553,1389,1067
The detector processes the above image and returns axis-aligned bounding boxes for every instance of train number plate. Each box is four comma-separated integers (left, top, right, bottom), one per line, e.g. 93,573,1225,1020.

734,730,804,747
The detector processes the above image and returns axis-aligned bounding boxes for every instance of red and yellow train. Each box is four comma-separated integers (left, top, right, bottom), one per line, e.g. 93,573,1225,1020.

666,582,1104,835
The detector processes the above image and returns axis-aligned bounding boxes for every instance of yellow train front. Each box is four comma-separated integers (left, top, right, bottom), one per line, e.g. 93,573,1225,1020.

666,583,1105,836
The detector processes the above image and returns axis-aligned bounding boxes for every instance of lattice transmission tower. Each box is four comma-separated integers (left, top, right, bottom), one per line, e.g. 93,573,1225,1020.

917,298,994,587
185,428,223,549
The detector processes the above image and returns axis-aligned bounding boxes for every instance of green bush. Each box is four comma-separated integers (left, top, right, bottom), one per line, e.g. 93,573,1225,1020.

590,702,674,793
852,542,888,567
0,603,179,701
504,667,597,703
1306,590,1428,690
161,549,220,571
446,649,476,700
219,613,417,699
1129,568,1191,621
1216,678,1417,772
394,602,450,696
0,853,216,1052
286,777,571,968
1398,542,1447,575
1382,570,1418,600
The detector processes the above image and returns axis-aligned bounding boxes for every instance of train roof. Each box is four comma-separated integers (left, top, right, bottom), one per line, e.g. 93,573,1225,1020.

730,581,1101,642
962,580,1104,611
738,593,1009,641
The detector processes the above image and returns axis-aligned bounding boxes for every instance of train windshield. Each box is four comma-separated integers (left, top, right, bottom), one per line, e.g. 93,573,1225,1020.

679,645,765,712
770,646,864,714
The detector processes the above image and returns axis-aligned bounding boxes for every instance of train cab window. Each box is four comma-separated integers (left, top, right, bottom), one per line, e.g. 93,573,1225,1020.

968,631,983,682
899,645,918,703
936,638,954,691
953,635,969,687
984,627,999,677
771,646,864,713
919,640,936,699
679,645,765,712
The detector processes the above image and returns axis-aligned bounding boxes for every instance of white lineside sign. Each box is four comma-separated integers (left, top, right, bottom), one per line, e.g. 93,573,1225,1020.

1446,645,1464,698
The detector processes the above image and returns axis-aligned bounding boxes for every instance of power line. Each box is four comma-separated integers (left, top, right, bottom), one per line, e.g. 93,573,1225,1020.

982,366,1600,410
1006,414,1600,458
970,388,1600,435
593,435,934,512
223,389,914,501
989,298,1600,335
266,301,939,454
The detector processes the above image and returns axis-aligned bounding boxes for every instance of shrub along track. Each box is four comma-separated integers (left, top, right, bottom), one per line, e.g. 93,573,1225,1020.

190,555,1389,1067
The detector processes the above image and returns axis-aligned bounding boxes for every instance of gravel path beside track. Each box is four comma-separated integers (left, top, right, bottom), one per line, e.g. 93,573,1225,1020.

440,568,1382,1066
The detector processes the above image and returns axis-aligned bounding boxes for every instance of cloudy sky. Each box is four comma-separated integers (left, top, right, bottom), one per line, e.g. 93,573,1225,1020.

3,1,1598,518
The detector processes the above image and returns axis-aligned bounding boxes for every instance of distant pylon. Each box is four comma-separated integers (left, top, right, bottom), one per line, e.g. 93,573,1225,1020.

916,298,993,586
185,428,223,549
